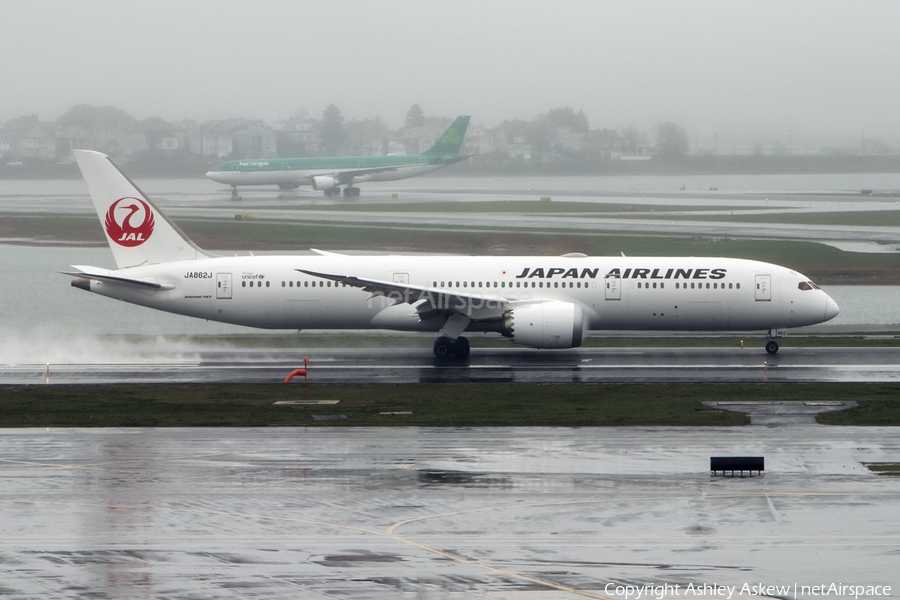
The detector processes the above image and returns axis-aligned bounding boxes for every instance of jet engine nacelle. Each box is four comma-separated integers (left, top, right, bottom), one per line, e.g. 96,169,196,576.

504,301,585,349
312,175,338,191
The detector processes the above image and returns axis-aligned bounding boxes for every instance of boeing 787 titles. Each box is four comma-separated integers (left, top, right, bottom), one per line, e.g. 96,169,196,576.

68,149,839,358
206,116,470,197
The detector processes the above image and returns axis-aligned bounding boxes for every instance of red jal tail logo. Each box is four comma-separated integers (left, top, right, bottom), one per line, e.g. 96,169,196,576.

105,197,155,247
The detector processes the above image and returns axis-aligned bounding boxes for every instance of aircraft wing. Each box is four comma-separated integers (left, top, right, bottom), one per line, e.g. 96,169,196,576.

322,165,406,185
327,155,465,185
297,269,507,320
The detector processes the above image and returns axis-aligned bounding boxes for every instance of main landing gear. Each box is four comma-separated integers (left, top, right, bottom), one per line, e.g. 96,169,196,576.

323,186,361,197
433,336,470,359
765,340,779,354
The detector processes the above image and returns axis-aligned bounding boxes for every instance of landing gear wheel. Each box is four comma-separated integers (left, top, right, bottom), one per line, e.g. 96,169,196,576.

452,336,470,358
433,337,454,358
765,340,779,354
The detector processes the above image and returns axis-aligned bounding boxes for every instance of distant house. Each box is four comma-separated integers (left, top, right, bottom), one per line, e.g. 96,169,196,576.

186,119,282,158
231,122,277,158
405,118,451,154
186,124,234,158
90,125,147,157
346,118,397,155
15,127,57,159
275,117,319,157
554,127,585,153
507,135,532,160
55,127,93,157
461,124,494,156
136,117,180,152
582,129,623,159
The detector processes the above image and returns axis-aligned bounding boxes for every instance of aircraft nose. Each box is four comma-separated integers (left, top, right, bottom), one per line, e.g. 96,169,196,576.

824,294,840,321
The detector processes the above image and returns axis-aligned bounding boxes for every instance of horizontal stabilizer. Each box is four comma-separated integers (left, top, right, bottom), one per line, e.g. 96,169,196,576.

62,265,173,290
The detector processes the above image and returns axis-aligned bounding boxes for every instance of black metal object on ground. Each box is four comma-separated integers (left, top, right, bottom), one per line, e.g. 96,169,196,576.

711,456,764,477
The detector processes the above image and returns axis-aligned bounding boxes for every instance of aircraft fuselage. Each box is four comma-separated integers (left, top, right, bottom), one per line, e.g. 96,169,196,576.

76,254,838,334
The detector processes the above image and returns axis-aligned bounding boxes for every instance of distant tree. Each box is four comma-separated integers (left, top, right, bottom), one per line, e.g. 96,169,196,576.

620,125,648,154
529,107,590,156
57,104,135,129
544,107,589,133
866,137,891,155
405,104,425,130
319,104,346,154
654,121,689,160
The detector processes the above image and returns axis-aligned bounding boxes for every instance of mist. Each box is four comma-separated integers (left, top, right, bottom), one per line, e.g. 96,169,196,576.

3,0,900,148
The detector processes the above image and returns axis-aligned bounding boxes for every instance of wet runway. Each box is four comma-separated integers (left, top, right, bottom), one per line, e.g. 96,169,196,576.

5,345,900,385
0,425,897,599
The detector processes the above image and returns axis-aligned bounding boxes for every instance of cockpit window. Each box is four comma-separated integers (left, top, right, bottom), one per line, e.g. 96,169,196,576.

798,281,813,291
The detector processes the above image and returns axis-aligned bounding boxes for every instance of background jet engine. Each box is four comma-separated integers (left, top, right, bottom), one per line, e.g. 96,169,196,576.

502,301,585,349
311,175,338,191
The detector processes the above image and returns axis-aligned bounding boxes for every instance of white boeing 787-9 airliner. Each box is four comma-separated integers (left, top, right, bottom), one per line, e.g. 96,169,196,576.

67,150,839,358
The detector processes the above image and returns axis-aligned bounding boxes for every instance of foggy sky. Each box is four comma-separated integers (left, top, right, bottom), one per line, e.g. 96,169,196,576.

4,0,900,149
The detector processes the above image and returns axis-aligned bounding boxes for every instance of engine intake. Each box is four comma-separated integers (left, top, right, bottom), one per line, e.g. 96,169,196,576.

312,175,338,191
503,301,585,349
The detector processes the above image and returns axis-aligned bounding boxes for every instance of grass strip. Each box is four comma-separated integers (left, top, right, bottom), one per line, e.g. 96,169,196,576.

2,382,900,428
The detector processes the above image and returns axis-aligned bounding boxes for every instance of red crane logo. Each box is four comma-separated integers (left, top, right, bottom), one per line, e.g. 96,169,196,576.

105,197,155,247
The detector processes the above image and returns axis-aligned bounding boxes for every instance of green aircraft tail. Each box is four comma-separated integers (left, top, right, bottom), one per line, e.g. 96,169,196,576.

422,116,470,156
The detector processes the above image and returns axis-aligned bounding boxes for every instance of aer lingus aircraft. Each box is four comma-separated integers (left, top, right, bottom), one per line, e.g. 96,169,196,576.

206,116,471,197
68,149,839,358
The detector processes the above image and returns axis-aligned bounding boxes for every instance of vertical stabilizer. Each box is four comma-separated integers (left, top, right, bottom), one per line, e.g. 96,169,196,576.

73,149,206,268
422,116,470,156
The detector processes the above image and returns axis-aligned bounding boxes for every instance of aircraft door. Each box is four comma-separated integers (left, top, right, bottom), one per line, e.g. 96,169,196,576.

605,275,621,300
216,273,233,299
755,274,771,301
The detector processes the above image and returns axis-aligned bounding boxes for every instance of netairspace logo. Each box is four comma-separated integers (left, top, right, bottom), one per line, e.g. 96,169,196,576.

602,582,892,600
